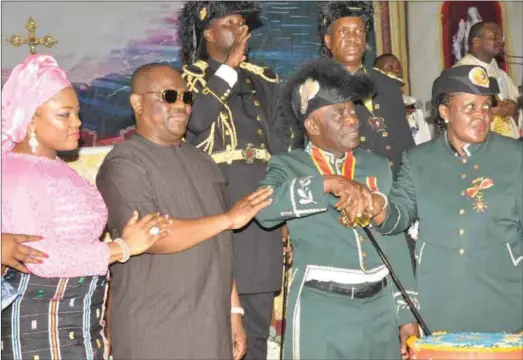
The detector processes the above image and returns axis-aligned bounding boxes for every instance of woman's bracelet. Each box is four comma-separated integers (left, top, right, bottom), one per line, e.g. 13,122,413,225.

113,238,130,263
231,306,245,317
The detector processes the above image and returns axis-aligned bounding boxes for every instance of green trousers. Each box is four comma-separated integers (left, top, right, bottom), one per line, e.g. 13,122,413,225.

284,276,401,360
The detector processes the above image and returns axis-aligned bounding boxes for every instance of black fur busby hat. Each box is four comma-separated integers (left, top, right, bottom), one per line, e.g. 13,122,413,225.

281,58,374,127
274,57,374,149
178,1,263,64
317,1,374,56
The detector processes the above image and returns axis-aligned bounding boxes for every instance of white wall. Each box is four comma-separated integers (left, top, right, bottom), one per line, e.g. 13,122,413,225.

407,1,523,112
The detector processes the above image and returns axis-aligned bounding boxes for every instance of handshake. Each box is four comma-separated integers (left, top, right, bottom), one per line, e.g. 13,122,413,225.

323,175,388,228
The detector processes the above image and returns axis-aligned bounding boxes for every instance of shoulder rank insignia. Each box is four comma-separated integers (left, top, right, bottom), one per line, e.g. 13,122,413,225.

239,62,279,83
372,67,405,85
182,60,209,93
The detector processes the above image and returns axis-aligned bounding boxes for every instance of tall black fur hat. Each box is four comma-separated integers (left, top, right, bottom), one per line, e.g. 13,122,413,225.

178,1,263,64
280,57,374,129
317,1,374,56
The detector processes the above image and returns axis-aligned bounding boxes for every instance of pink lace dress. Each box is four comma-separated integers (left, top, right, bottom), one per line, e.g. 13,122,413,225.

1,152,110,360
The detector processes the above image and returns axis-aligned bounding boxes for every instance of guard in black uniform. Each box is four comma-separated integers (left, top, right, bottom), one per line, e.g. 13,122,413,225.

178,3,294,359
318,2,415,176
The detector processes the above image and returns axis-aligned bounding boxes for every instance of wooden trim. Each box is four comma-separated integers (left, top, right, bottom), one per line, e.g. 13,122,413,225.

373,0,384,55
389,1,410,93
379,1,391,54
499,1,514,78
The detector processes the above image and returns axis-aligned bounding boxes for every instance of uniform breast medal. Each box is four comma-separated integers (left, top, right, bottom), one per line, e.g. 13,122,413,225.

465,177,494,213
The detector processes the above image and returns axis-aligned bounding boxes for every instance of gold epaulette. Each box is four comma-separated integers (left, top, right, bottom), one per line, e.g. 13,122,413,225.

372,67,405,85
182,60,209,92
240,62,279,83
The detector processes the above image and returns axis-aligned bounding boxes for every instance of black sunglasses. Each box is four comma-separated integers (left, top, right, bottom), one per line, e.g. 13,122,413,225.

140,90,194,105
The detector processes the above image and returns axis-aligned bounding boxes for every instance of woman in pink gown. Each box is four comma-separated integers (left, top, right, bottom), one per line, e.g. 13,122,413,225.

1,54,171,360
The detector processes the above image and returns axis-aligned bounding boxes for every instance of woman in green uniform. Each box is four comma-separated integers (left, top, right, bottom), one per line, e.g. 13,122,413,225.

370,65,523,334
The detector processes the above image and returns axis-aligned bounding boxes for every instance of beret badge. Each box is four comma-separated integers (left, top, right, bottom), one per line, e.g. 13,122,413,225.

469,67,489,88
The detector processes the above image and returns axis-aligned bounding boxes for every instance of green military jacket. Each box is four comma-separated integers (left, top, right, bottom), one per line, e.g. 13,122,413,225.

379,133,523,333
256,144,417,325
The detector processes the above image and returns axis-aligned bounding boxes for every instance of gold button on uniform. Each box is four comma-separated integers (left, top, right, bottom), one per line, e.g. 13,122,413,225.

358,235,365,242
254,100,260,107
382,132,388,138
459,229,465,236
459,248,465,255
260,143,265,149
246,78,252,84
360,136,366,142
385,145,391,151
256,115,262,121
257,129,264,136
389,161,394,168
473,164,479,170
459,208,465,215
461,158,467,164
362,252,367,257
460,173,467,179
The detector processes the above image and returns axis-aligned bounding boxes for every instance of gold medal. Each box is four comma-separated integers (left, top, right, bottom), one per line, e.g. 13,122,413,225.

368,116,386,132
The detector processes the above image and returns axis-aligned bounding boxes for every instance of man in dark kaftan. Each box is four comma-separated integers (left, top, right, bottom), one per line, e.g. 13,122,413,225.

96,63,273,359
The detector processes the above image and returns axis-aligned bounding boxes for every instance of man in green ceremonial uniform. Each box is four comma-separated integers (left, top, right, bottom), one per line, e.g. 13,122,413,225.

256,58,419,360
369,65,523,334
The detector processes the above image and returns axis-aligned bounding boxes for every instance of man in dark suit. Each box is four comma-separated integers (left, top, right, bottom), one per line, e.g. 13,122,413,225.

318,2,415,176
178,2,294,359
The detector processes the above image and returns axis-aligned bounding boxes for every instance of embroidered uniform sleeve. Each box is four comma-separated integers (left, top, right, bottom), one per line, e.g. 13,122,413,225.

186,69,235,135
377,152,417,235
256,157,329,229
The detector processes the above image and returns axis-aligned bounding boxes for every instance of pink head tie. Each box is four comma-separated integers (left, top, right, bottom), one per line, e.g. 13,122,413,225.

1,54,71,153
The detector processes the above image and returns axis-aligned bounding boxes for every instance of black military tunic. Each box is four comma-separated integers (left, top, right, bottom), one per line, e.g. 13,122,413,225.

183,58,286,294
355,67,415,176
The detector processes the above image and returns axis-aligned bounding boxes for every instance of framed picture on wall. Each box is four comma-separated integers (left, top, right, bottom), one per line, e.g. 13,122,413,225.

441,1,506,70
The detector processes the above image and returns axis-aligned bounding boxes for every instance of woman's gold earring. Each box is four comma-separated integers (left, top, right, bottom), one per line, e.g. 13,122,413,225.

29,128,39,154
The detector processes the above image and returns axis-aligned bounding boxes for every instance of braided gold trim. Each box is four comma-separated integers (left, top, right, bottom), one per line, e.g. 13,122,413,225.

182,61,209,93
239,62,279,83
194,86,237,154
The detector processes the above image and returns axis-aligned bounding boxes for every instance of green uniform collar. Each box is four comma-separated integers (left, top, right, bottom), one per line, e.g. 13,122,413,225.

444,132,488,158
305,142,348,169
